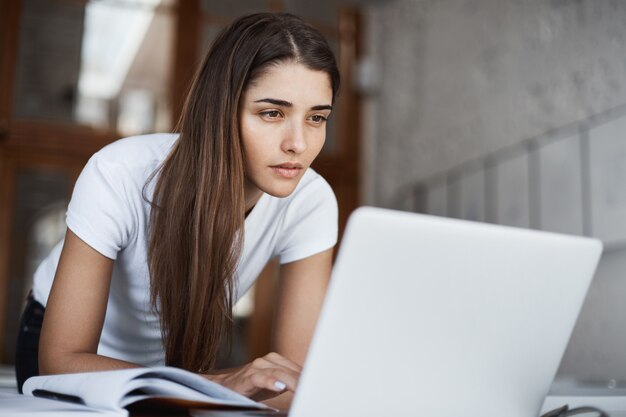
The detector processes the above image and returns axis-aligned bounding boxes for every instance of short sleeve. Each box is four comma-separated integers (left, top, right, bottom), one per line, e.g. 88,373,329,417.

66,154,134,260
274,175,338,264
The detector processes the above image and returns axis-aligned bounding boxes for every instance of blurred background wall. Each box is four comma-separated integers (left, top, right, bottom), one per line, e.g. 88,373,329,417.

1,0,626,392
363,0,626,208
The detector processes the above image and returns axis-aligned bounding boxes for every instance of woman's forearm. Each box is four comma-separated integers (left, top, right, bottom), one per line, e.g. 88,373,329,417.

39,351,141,376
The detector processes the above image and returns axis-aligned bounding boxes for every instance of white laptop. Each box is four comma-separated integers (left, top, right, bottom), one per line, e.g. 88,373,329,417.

287,207,603,417
203,207,603,417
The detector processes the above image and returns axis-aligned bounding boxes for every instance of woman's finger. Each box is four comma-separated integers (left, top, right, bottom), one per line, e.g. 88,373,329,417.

261,352,303,373
248,367,299,393
206,356,302,401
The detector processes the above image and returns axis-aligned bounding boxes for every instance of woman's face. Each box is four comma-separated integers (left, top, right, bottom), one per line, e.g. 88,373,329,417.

240,61,333,201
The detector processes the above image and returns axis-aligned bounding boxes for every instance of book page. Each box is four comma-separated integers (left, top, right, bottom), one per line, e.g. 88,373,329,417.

119,377,256,408
22,367,267,412
139,368,262,405
23,369,142,411
0,392,123,416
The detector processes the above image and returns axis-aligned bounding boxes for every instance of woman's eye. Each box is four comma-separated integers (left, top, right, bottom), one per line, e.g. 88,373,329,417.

261,110,281,119
310,115,328,124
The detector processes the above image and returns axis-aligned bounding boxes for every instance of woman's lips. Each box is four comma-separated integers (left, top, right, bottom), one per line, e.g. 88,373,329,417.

271,164,303,179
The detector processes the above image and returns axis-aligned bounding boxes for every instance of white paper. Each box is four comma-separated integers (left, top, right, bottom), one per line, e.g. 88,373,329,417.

0,392,122,416
22,366,267,413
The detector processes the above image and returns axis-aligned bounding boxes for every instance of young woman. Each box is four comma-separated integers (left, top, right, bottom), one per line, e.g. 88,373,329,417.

15,12,340,409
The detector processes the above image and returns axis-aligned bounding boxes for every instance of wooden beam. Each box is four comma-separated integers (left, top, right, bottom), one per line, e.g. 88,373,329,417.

0,0,21,362
0,0,21,135
0,150,16,361
6,120,117,158
315,7,362,243
171,0,201,126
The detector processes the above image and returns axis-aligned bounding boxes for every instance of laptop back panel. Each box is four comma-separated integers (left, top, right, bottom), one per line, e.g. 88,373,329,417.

290,207,602,417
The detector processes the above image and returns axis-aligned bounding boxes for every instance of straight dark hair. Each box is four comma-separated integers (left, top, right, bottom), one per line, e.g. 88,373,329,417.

146,13,340,373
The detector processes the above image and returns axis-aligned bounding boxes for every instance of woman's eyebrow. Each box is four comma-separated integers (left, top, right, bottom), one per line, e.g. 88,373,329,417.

254,98,333,111
254,98,292,107
311,104,333,111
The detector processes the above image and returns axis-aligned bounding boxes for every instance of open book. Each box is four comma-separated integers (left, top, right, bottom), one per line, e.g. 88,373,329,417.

22,366,271,416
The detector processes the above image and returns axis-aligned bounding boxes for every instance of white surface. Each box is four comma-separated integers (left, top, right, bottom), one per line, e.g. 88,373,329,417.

290,207,602,417
0,392,121,416
536,134,584,235
542,392,626,415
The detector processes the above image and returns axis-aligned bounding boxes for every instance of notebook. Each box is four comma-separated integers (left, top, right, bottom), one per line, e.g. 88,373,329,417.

203,206,604,417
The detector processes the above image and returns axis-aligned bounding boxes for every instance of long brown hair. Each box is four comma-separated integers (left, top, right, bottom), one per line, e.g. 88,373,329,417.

146,13,340,372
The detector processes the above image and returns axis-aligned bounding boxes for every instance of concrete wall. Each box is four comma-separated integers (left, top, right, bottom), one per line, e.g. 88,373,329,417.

363,0,626,207
362,0,626,386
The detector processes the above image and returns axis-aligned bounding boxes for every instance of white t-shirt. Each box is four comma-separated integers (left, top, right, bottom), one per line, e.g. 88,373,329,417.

32,133,338,366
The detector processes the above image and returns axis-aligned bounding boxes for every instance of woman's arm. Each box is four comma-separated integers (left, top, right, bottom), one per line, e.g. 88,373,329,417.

263,247,334,409
207,248,333,409
39,229,140,375
273,248,333,364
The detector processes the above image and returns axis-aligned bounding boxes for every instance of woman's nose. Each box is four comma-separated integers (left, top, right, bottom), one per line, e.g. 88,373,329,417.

282,122,307,154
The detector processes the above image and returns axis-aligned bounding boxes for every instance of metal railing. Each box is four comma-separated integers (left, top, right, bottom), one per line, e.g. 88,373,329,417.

411,102,626,251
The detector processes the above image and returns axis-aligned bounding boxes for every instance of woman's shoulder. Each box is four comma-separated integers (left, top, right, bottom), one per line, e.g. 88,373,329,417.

90,133,179,167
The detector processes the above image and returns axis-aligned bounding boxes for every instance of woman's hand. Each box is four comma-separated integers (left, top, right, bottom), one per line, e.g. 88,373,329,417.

206,352,302,401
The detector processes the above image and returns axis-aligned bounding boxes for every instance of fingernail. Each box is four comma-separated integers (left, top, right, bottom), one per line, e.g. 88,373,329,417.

274,381,286,391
